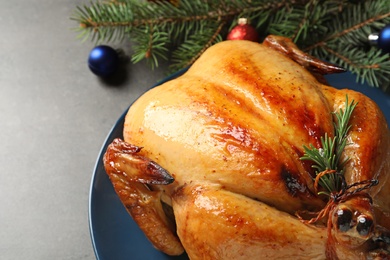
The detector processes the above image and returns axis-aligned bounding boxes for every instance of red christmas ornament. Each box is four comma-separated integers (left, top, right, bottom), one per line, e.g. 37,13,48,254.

227,18,259,42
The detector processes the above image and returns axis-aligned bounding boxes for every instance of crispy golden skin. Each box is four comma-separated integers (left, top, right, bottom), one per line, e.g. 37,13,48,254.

104,36,390,259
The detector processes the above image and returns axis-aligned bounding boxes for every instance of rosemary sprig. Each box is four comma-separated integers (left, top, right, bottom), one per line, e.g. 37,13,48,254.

300,96,357,197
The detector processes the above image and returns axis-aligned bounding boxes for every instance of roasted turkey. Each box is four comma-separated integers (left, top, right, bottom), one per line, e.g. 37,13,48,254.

103,36,390,259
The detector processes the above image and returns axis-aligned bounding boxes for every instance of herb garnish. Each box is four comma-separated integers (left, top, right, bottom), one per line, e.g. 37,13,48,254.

297,96,374,224
300,96,357,197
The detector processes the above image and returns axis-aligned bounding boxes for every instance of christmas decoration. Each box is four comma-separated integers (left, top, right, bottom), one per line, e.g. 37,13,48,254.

368,24,390,53
378,24,390,53
72,0,390,91
227,18,259,42
88,45,119,77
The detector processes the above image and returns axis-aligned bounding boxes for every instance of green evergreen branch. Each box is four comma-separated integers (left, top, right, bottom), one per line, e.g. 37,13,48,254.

71,0,390,90
304,4,390,50
300,96,357,197
302,1,390,89
170,22,225,71
130,25,169,69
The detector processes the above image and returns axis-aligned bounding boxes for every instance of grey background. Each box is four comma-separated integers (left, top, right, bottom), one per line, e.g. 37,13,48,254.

0,1,168,259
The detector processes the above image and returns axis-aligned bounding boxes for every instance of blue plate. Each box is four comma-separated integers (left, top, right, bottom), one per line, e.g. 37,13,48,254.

89,70,390,260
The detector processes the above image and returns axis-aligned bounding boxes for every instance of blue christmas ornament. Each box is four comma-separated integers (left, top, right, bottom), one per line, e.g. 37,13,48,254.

369,24,390,53
88,45,119,77
378,24,390,53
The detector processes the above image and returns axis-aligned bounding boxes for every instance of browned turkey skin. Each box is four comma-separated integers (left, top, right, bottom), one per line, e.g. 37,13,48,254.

103,35,390,259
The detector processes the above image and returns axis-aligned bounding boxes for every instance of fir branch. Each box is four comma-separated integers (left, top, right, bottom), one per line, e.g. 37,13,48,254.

130,25,169,68
300,96,357,197
291,0,338,43
71,0,303,68
304,4,390,50
71,0,390,90
170,22,225,71
302,1,390,88
320,45,390,87
72,0,297,41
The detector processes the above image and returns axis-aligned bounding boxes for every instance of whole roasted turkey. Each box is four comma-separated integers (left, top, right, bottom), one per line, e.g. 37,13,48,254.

103,36,390,259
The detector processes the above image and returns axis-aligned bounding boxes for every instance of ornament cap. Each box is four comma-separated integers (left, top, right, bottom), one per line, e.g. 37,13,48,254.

237,18,249,25
368,33,379,45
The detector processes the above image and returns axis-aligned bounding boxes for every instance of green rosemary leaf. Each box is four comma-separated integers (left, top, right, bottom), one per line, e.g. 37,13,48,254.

300,96,357,196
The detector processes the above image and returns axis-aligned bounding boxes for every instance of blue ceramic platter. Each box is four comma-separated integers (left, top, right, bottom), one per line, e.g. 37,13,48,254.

89,70,390,260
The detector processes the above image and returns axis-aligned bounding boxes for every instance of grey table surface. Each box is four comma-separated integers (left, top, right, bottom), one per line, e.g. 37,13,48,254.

0,1,169,259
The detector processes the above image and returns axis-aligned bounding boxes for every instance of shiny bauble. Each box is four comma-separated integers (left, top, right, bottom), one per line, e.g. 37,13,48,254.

88,45,119,77
378,24,390,53
227,18,259,42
